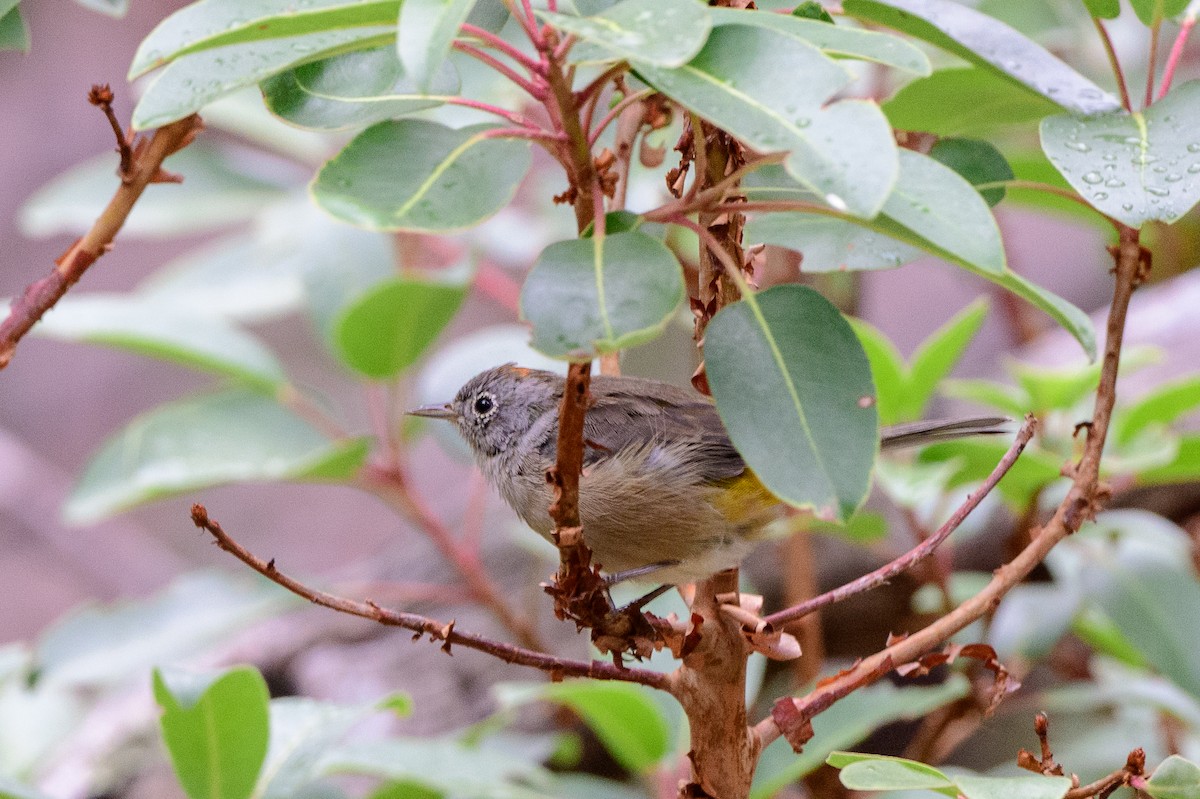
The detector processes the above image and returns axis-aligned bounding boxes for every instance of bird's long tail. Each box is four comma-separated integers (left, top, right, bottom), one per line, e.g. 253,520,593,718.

880,416,1012,450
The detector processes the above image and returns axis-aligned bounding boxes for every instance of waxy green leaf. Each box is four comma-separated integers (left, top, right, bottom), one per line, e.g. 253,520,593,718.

1040,81,1200,228
843,0,1121,115
133,26,396,129
130,0,401,77
262,46,457,130
398,0,478,90
707,7,930,75
636,24,897,218
542,0,712,67
154,666,270,799
1146,755,1200,799
66,389,369,523
497,682,670,774
929,138,1015,206
28,294,287,388
884,66,1061,137
521,230,684,359
334,278,467,379
312,120,532,231
1130,0,1191,26
0,2,28,53
706,285,877,521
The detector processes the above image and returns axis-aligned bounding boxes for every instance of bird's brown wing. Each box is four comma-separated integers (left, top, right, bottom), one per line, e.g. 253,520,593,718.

537,375,747,483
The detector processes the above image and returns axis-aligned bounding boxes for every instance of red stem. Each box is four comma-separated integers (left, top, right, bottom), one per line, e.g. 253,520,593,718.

588,89,654,146
1093,17,1134,112
1145,19,1162,107
1159,16,1196,100
452,41,547,98
459,22,544,73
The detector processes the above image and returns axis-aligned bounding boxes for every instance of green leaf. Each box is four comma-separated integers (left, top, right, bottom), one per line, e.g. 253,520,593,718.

0,4,29,53
1040,80,1200,228
334,278,467,379
706,285,877,521
1010,358,1102,412
852,298,989,426
541,0,712,68
35,572,288,687
133,27,396,129
884,66,1061,137
905,298,990,420
1114,377,1200,444
1072,607,1147,668
1130,0,1192,26
635,24,898,218
20,144,288,238
746,213,921,272
929,138,1014,206
312,120,531,232
830,754,956,794
65,389,370,523
154,666,270,799
942,378,1030,417
1076,526,1200,698
740,164,1096,359
256,698,384,799
521,230,684,359
397,0,477,90
750,676,968,798
320,738,545,795
130,0,401,77
792,1,834,23
851,320,908,426
368,782,441,799
1139,435,1200,485
706,7,930,75
28,294,287,388
955,774,1072,799
1083,0,1120,18
918,438,1063,506
496,681,670,773
989,270,1096,360
879,148,1006,274
843,0,1121,115
262,46,457,130
1146,755,1200,799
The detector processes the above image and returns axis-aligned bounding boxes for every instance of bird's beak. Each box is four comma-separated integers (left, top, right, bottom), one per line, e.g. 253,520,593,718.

407,402,457,420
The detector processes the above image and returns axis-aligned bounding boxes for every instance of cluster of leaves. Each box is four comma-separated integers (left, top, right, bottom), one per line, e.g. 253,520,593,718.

7,0,1200,797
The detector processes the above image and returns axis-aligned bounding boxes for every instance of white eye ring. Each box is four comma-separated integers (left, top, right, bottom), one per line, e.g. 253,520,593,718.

472,392,496,418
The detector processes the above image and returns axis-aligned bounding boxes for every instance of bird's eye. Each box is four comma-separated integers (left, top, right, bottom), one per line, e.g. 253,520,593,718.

473,394,495,416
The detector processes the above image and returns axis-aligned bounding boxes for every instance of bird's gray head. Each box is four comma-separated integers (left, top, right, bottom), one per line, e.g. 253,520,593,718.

409,364,561,459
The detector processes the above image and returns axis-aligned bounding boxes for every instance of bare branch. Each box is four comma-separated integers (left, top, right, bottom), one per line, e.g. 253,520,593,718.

757,223,1147,753
765,415,1038,627
190,504,669,688
0,92,202,370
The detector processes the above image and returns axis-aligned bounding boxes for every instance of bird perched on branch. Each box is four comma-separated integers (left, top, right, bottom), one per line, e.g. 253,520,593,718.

410,364,1007,585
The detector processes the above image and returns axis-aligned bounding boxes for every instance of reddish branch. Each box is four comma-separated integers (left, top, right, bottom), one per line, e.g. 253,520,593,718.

1020,714,1146,799
0,88,202,370
756,223,1147,753
1158,14,1197,100
765,415,1038,628
191,504,668,688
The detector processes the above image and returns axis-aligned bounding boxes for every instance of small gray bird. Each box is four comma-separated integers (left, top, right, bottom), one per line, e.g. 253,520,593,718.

410,364,1007,584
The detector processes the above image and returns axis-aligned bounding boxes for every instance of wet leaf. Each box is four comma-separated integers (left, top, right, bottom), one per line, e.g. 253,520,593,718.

542,0,711,67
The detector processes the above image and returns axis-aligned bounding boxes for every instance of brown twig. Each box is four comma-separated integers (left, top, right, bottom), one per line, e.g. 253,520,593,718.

0,91,202,370
88,84,132,177
358,463,545,651
1144,19,1162,108
757,222,1146,752
190,504,667,687
765,416,1038,627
